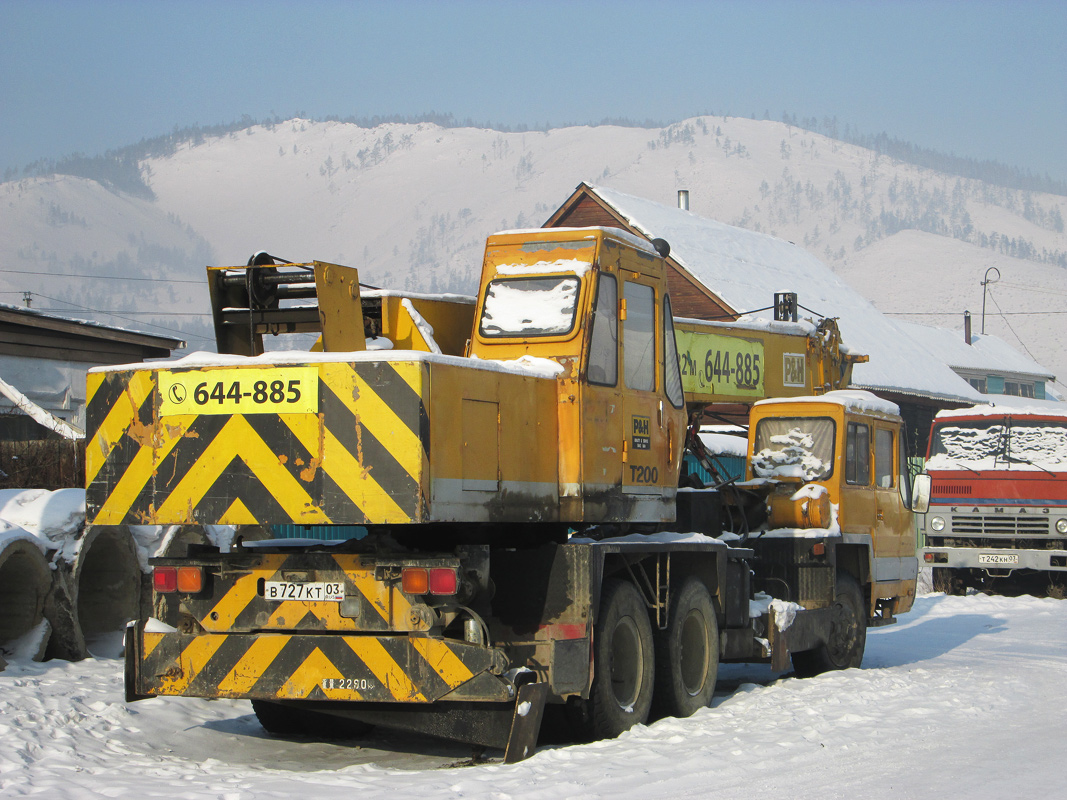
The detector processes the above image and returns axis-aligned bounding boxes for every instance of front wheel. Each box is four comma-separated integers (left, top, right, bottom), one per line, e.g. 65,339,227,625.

571,579,655,741
791,573,866,677
932,567,965,596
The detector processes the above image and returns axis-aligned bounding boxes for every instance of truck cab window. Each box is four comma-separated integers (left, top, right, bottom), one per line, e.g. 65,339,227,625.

623,282,655,391
846,422,870,485
898,430,913,509
875,428,894,488
752,417,835,481
587,274,618,385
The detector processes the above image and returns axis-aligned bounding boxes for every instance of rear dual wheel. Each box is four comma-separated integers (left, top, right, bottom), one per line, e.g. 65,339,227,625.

654,578,719,719
583,579,656,740
573,577,720,741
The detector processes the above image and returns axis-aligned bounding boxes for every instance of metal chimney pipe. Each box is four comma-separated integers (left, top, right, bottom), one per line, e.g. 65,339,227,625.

964,310,972,345
677,190,690,211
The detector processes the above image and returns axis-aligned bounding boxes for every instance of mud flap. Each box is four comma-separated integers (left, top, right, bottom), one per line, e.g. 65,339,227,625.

503,682,549,764
769,606,834,671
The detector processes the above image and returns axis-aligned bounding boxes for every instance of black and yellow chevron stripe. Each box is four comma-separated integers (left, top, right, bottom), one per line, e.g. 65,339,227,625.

85,361,429,527
184,552,423,634
134,628,507,703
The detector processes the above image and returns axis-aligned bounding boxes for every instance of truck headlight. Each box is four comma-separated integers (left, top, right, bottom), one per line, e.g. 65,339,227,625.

930,516,946,532
1056,519,1067,534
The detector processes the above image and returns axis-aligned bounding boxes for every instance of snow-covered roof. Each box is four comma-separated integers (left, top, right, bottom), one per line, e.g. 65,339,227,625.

896,320,1056,381
0,301,184,348
936,401,1067,419
583,184,986,404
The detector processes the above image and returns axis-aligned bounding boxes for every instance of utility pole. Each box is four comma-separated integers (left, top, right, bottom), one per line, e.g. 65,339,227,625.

980,267,1000,334
22,291,31,308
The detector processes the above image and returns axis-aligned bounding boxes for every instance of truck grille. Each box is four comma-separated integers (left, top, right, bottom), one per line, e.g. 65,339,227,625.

951,514,1050,536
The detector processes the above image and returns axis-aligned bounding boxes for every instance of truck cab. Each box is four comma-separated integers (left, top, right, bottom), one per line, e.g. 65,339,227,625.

746,391,920,628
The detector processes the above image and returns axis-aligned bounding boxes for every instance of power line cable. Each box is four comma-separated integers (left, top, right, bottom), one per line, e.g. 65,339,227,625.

37,308,212,317
986,290,1041,363
0,267,203,284
884,310,1067,316
30,293,213,341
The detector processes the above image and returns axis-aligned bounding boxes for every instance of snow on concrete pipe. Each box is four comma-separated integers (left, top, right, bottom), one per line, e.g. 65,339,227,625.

0,537,52,664
46,526,141,662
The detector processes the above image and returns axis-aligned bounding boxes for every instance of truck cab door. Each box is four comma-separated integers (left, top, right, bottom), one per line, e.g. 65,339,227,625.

872,424,915,564
619,279,673,518
581,272,623,515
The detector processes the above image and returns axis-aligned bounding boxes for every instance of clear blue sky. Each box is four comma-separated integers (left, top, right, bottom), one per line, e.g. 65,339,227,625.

3,0,1065,181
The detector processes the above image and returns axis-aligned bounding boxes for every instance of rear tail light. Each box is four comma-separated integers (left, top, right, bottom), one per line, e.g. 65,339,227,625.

401,567,458,596
153,566,177,593
153,566,204,593
176,566,203,593
428,567,458,595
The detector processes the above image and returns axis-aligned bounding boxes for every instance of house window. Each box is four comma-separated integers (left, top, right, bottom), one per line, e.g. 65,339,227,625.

1004,381,1035,398
968,377,987,393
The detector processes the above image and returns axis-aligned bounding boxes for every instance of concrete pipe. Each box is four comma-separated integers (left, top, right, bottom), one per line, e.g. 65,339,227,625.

0,537,52,665
46,526,141,662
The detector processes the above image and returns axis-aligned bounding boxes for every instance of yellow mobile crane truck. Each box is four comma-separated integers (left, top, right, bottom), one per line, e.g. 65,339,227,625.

89,227,925,761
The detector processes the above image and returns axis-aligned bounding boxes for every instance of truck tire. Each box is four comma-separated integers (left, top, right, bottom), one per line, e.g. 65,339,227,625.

791,573,866,677
251,700,373,739
653,578,718,719
583,579,655,740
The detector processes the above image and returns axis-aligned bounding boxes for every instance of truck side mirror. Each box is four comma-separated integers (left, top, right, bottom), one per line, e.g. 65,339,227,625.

912,473,931,514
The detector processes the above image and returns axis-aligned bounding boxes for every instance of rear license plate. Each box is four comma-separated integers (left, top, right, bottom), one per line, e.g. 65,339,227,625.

263,581,345,601
978,553,1019,565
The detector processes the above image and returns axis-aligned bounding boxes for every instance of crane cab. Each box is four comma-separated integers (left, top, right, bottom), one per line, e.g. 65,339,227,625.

470,227,688,523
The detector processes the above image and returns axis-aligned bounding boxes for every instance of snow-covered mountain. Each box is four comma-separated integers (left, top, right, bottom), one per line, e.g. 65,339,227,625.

2,116,1064,386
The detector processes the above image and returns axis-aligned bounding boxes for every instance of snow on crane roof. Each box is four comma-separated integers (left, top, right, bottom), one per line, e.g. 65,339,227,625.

754,389,901,416
585,184,983,404
493,226,659,256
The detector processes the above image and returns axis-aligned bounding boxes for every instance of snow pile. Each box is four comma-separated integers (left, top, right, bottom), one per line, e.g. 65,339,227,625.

97,348,564,381
494,257,593,277
698,431,748,457
928,418,1067,472
1,592,1064,798
0,488,85,557
751,427,830,481
400,298,442,354
748,591,804,629
0,489,238,572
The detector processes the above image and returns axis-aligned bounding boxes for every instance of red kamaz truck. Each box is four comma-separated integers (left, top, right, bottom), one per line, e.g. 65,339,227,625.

920,406,1067,596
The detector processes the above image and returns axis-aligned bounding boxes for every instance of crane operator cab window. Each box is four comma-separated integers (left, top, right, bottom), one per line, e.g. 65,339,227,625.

479,275,581,338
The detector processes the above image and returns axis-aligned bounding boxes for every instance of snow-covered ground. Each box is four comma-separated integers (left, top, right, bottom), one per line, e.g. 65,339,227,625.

2,591,1062,799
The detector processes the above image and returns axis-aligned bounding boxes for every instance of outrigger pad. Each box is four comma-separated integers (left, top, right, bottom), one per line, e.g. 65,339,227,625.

503,682,549,764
